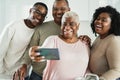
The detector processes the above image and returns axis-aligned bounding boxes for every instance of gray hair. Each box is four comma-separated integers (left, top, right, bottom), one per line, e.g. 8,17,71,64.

61,11,80,25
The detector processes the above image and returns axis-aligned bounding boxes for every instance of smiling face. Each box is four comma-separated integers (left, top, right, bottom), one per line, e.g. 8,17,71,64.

94,12,111,38
52,0,70,25
29,5,47,28
61,17,79,39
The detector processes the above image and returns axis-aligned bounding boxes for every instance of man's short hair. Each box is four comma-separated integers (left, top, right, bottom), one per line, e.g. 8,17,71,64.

33,2,48,11
54,0,69,7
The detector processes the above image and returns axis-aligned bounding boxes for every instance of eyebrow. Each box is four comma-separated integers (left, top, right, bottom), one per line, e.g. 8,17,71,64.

34,9,46,15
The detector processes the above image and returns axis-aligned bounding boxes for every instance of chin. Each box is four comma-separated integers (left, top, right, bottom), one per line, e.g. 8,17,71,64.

64,35,72,39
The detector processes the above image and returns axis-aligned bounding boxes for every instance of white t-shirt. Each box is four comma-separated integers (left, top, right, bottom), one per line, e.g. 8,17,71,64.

0,20,35,79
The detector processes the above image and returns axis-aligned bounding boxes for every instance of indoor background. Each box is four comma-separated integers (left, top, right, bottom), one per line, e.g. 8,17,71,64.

0,0,120,42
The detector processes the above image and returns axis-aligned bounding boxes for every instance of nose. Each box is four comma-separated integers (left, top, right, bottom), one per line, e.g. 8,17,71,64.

56,9,62,14
96,19,102,23
37,15,42,19
64,25,71,30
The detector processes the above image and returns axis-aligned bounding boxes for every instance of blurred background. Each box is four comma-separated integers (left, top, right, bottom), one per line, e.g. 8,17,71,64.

0,0,120,42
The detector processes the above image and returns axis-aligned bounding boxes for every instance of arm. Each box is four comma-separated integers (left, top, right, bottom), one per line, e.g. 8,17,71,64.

19,28,55,78
100,37,120,80
21,28,41,65
0,23,15,73
21,25,52,65
17,28,41,79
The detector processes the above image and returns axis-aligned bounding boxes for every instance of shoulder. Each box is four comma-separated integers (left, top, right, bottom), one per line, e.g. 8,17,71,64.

0,20,20,38
6,19,24,29
35,20,54,32
106,34,120,52
77,40,90,55
3,20,19,31
44,35,58,43
46,35,58,40
41,35,58,48
37,20,54,28
78,40,90,49
108,34,120,44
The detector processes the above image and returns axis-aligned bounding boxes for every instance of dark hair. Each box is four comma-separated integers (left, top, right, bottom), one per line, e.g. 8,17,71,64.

33,2,48,12
54,0,69,7
91,5,120,36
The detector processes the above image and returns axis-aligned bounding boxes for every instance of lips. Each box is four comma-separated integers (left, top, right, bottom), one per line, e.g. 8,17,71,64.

56,14,63,18
57,15,62,18
63,30,73,35
95,24,102,31
34,18,39,23
32,18,42,26
96,24,102,28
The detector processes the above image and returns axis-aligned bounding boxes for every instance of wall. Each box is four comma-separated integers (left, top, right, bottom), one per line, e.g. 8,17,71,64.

0,0,120,42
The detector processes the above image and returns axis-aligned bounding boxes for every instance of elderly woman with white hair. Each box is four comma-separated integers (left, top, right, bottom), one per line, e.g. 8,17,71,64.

29,11,90,80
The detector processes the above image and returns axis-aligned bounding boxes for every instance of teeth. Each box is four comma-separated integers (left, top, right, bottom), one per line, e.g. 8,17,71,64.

96,25,101,28
64,31,73,33
64,30,73,32
56,15,62,18
35,19,39,22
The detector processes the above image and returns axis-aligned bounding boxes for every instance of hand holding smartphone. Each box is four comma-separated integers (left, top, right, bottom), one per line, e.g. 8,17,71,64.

35,48,60,60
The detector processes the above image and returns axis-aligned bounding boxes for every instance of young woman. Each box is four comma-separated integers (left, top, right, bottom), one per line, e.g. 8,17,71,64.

89,6,120,80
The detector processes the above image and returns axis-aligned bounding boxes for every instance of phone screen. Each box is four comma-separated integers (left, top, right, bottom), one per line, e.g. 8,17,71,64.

36,48,60,60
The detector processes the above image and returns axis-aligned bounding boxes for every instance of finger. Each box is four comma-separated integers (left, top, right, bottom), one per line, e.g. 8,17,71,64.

20,75,24,80
20,76,24,80
34,56,45,60
13,72,17,80
86,37,91,45
17,70,21,80
29,47,33,57
36,52,41,56
19,70,25,80
33,59,46,62
29,46,38,55
29,48,40,56
33,56,46,62
19,69,24,79
78,36,84,40
30,52,40,60
13,71,19,80
31,56,34,60
32,52,40,57
82,35,91,42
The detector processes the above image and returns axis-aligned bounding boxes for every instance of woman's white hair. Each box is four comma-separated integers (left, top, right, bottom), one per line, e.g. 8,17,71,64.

61,11,80,25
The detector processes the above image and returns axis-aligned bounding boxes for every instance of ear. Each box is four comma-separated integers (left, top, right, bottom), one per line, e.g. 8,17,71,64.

77,23,80,30
61,25,63,30
29,8,32,13
68,8,71,11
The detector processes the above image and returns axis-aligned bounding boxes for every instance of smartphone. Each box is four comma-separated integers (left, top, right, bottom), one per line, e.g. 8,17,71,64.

36,48,60,60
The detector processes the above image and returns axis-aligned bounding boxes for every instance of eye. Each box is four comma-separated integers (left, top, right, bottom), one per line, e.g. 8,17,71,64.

35,10,41,14
63,23,67,26
34,10,46,18
53,7,58,11
62,22,77,27
53,7,68,11
61,7,66,11
69,22,76,26
101,18,108,22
